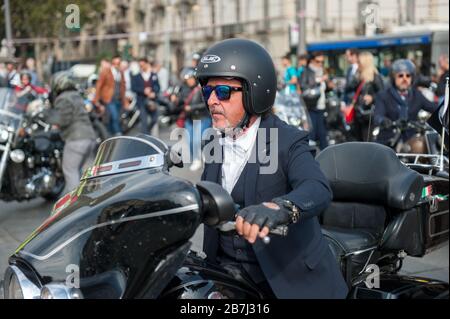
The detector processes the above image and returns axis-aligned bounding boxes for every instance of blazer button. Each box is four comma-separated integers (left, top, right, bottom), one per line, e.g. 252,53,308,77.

236,249,242,254
234,235,240,240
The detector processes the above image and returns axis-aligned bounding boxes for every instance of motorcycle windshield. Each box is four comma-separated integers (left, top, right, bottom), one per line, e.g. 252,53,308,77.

274,92,312,131
0,88,25,134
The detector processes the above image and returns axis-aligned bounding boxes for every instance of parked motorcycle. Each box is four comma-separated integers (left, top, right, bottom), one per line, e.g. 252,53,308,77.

3,133,448,299
273,91,312,131
0,88,65,202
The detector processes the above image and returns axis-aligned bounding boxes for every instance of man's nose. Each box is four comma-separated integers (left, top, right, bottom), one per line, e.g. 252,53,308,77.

207,89,220,105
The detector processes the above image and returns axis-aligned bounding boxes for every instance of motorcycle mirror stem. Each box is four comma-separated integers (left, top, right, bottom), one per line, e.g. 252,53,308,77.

440,77,449,172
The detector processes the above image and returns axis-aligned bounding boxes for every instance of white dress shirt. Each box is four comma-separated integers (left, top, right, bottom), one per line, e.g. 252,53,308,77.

220,117,261,194
111,67,122,82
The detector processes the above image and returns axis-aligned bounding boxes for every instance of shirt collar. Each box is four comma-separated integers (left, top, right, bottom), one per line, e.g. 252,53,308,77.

221,117,261,152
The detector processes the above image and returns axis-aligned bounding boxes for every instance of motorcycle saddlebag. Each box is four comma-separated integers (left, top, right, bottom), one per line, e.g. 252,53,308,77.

380,175,449,257
420,175,449,253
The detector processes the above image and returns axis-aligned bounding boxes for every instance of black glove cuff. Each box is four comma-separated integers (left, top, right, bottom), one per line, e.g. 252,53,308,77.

272,198,301,224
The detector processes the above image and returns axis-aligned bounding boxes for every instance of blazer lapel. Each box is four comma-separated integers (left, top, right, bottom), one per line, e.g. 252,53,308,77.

243,115,275,207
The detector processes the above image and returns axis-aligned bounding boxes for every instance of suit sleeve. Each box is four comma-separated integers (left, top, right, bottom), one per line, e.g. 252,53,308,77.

280,132,333,222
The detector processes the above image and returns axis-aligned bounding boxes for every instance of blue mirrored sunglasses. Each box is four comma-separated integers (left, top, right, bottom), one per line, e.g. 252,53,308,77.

202,85,243,101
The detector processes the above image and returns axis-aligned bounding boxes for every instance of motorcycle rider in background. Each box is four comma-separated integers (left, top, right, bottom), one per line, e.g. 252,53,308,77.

373,59,438,146
14,72,48,97
47,72,97,194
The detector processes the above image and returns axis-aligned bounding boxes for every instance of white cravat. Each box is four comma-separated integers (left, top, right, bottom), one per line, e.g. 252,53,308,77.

220,117,261,194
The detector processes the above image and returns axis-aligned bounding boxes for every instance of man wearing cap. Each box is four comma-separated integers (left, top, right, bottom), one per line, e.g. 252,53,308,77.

196,39,348,299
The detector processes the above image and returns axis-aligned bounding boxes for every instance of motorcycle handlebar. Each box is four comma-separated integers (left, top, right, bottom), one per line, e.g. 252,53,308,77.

216,221,288,245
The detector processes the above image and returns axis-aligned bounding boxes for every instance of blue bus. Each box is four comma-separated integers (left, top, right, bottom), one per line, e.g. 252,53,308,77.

306,29,449,78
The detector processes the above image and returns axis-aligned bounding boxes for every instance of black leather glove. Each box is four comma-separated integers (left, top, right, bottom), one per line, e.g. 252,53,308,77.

236,203,290,230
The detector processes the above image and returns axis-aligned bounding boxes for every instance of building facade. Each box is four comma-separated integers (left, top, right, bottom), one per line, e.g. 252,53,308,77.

8,0,449,77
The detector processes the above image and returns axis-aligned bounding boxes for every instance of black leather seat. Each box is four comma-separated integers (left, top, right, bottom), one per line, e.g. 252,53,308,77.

316,143,424,284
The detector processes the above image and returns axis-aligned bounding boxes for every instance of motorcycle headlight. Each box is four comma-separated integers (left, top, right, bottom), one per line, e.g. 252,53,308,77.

10,149,26,163
372,127,380,137
4,266,40,299
418,110,430,122
40,284,83,299
0,128,9,143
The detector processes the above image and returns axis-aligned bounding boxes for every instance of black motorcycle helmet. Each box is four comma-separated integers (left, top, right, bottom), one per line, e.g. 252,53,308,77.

195,38,277,129
390,59,416,86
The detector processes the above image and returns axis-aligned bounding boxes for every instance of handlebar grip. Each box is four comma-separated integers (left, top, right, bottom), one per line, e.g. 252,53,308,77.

217,222,288,245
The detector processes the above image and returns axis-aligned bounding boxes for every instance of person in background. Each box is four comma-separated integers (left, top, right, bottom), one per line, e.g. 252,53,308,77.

296,54,308,92
120,60,132,92
281,54,298,95
131,57,159,136
344,48,359,104
380,57,392,79
47,71,96,194
155,60,169,93
6,60,20,88
93,55,126,136
23,57,39,85
346,51,384,141
15,72,47,96
300,51,331,150
374,59,438,146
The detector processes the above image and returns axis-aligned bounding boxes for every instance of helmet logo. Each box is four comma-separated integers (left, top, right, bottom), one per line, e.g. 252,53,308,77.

201,55,221,64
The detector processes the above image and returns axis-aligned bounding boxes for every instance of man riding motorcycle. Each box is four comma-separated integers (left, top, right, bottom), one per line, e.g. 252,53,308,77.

196,38,348,298
373,59,438,146
47,71,97,194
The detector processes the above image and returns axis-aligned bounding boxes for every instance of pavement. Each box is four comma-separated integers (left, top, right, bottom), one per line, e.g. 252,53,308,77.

0,124,448,298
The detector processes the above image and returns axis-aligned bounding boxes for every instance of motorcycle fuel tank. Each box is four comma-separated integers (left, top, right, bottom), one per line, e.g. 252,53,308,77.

8,136,203,298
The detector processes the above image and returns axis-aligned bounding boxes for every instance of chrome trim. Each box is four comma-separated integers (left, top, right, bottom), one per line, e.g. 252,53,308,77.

4,265,41,299
344,246,378,257
20,204,200,261
0,109,23,120
100,135,166,155
397,153,449,170
40,284,83,299
81,154,165,180
358,249,376,276
429,210,449,238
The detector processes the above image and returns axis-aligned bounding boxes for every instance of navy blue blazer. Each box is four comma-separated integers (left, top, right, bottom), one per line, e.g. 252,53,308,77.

201,114,348,299
131,73,160,108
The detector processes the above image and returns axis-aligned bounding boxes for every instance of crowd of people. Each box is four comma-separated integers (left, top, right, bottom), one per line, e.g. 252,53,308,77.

279,49,449,150
1,47,448,180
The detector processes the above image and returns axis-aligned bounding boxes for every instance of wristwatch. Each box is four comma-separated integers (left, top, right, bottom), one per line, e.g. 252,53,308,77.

272,198,301,224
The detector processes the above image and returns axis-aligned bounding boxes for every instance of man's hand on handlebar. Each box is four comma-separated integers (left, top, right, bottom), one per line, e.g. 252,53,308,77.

235,202,290,244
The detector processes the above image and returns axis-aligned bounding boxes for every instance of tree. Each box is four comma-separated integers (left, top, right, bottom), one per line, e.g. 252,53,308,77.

0,0,105,39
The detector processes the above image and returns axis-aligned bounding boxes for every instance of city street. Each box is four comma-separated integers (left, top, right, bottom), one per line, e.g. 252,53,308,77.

0,125,448,299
